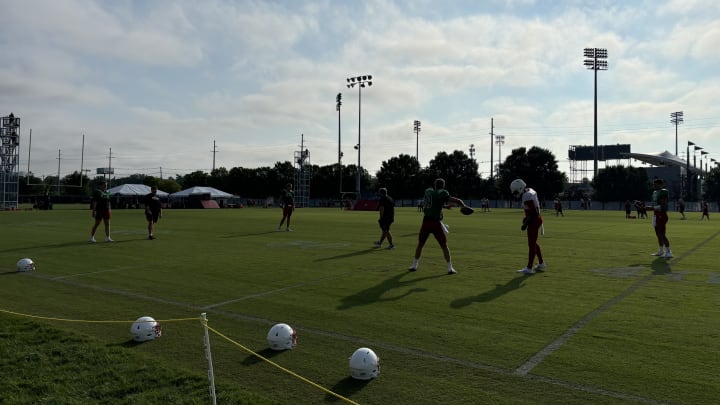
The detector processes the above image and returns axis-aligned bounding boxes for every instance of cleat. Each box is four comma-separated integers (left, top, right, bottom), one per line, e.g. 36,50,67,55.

517,267,535,274
533,263,547,272
286,227,292,232
651,250,664,256
148,235,155,240
408,266,417,272
89,237,97,243
663,251,673,258
373,241,382,248
105,237,114,242
447,268,457,275
386,245,395,250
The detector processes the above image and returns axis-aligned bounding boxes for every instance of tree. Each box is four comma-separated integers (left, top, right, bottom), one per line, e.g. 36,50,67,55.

375,154,422,198
703,166,720,202
425,150,480,198
179,170,209,188
592,166,648,202
60,171,90,195
497,146,566,200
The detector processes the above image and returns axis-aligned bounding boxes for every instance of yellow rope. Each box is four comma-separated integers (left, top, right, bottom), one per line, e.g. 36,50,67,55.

205,323,360,405
0,308,199,323
1,309,360,404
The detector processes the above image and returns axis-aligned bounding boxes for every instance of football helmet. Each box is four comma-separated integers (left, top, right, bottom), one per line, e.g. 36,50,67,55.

510,179,527,196
267,323,297,351
349,347,380,380
131,316,162,342
16,258,35,272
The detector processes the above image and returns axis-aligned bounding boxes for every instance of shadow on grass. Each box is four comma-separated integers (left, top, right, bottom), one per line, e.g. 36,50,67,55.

337,271,443,310
325,376,371,402
219,231,278,238
115,339,146,348
650,258,672,275
450,275,527,308
0,241,91,253
0,271,21,276
316,248,378,262
241,348,285,366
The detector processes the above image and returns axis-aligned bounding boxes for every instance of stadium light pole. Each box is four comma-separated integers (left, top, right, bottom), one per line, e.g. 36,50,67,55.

495,134,505,179
346,74,372,197
670,111,684,156
336,93,343,197
584,47,608,179
686,141,693,199
414,120,421,162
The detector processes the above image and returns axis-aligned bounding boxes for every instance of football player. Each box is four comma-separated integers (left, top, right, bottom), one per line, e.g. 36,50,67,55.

510,179,546,274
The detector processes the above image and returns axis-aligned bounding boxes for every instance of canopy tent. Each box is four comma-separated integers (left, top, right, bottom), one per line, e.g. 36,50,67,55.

623,151,703,175
107,184,169,197
169,186,234,199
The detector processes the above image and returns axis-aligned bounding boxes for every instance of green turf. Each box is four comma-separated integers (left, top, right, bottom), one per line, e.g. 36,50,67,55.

0,206,718,404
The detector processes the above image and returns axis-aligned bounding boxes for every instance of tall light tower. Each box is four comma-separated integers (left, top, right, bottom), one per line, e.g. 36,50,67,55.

336,93,343,196
495,135,505,179
670,111,684,156
346,74,372,197
469,144,475,160
584,47,608,179
413,120,421,162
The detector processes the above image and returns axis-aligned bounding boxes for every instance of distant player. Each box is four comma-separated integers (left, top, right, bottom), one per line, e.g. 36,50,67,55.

701,200,710,221
90,181,113,243
678,199,686,220
144,186,162,240
408,178,467,275
481,197,490,212
649,178,672,258
510,179,545,274
374,188,395,249
553,198,564,217
277,183,294,231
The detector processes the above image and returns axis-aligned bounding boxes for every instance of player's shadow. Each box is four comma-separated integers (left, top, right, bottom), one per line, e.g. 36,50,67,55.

0,241,83,253
220,231,278,238
316,248,378,262
337,272,442,310
650,258,672,275
325,377,371,402
241,348,286,366
450,275,527,308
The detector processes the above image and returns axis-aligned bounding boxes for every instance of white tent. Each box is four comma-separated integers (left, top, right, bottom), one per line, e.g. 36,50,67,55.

107,184,169,197
169,186,234,199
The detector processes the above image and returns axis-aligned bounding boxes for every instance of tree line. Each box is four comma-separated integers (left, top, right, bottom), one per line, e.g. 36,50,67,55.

20,146,720,203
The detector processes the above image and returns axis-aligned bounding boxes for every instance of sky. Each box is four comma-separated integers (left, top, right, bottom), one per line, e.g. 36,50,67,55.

2,0,719,183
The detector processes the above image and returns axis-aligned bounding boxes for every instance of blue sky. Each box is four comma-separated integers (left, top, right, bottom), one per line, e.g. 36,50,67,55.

2,0,719,181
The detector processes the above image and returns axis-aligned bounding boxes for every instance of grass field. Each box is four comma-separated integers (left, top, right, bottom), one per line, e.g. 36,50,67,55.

1,205,719,404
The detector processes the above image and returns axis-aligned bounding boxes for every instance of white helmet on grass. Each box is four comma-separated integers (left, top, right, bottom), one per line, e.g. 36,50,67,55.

510,179,527,196
16,258,35,272
267,323,297,351
349,347,380,380
131,316,162,342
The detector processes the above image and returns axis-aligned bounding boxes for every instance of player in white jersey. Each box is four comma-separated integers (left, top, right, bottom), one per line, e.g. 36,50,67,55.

510,179,546,274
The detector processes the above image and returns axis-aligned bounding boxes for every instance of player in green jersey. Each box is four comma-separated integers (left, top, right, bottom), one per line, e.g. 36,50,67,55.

649,178,672,258
408,178,468,275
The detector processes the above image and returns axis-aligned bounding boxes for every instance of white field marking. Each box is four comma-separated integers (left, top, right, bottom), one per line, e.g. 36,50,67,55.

51,266,139,280
24,271,668,404
514,229,720,377
202,269,364,309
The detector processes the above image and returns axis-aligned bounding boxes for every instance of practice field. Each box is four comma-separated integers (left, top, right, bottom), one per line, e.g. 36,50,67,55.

1,206,719,404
